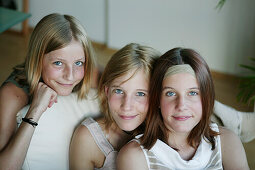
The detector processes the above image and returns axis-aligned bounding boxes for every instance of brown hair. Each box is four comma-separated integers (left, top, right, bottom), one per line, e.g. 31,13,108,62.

98,43,160,130
141,47,218,150
14,13,95,99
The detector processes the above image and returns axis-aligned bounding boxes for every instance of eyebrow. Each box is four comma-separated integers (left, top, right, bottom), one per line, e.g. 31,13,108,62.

110,85,148,92
162,87,199,90
48,56,85,61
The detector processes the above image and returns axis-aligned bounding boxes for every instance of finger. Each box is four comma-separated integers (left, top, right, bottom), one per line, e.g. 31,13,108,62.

48,100,54,108
48,92,58,107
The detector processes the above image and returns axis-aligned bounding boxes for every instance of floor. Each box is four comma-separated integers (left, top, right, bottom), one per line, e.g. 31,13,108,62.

0,31,254,169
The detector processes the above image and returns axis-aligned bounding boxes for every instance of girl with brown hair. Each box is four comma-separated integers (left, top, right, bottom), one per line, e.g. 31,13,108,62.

117,48,249,170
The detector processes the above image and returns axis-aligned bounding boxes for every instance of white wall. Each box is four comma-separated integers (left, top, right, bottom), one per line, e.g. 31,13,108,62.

28,0,106,43
21,0,255,75
108,0,255,75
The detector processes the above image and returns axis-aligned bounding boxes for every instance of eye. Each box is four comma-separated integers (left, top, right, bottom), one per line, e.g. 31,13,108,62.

53,61,62,66
114,89,123,94
136,92,146,97
75,61,84,66
166,91,176,96
189,91,198,96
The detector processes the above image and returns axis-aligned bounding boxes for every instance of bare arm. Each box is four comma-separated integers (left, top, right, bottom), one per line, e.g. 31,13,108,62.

0,82,57,170
220,127,249,170
69,124,104,170
0,83,28,152
117,141,148,170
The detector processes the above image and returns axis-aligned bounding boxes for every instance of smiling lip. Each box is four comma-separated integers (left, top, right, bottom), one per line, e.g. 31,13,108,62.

57,82,73,87
119,115,138,120
173,116,192,121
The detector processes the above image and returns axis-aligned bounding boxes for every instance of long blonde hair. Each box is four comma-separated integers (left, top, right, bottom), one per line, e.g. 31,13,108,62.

23,13,95,99
98,43,160,129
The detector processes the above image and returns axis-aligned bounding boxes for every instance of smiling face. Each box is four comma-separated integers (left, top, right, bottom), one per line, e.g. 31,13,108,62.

41,39,85,96
160,73,202,134
105,69,149,131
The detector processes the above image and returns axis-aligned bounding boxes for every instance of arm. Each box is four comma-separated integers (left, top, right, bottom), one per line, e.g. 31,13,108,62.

220,127,249,170
0,82,57,170
69,124,104,170
0,82,28,152
117,141,148,170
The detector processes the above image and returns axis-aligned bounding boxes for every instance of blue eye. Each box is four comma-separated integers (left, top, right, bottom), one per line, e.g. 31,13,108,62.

189,91,198,96
75,61,83,66
114,89,123,94
136,92,145,96
166,91,175,96
53,61,62,66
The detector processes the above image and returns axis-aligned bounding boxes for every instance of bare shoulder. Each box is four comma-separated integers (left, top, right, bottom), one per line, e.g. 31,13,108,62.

0,82,28,105
70,124,101,155
117,141,148,170
69,123,105,169
219,126,242,146
219,127,249,170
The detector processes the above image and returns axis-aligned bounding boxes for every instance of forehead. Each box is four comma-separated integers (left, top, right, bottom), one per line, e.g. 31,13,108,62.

111,69,148,88
44,40,85,61
163,73,198,88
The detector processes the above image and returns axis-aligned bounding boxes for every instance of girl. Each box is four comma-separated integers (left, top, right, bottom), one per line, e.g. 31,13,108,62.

117,48,249,170
69,43,161,169
0,13,98,169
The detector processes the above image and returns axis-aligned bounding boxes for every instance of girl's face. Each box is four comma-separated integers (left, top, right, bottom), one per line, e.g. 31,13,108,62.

105,69,149,131
42,39,85,96
160,73,202,134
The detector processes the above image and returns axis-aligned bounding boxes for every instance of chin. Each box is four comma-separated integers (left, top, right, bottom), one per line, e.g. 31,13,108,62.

56,90,73,96
121,124,138,132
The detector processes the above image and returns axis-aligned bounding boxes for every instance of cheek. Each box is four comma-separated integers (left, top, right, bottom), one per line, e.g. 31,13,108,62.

74,67,85,80
137,98,148,113
160,98,173,115
107,94,121,110
42,66,61,82
194,102,203,117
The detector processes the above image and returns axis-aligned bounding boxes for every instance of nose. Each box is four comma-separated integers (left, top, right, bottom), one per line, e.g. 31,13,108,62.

64,65,74,81
176,95,186,111
121,94,133,111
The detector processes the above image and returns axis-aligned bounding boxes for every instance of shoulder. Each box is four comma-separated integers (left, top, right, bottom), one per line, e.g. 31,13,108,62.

219,126,241,146
71,123,96,149
69,124,105,169
219,126,243,151
117,141,148,170
0,82,28,116
0,82,28,99
219,127,249,170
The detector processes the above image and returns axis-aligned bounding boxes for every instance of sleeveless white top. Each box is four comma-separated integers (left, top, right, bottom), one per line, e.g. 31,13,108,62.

134,123,223,170
16,90,101,170
82,117,117,170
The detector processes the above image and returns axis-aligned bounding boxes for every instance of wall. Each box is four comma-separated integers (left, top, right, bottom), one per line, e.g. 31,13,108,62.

108,0,255,75
28,0,106,43
15,0,255,75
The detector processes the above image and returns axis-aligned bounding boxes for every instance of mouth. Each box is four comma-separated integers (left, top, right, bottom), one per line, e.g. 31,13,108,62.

57,82,74,87
172,116,192,121
119,114,138,120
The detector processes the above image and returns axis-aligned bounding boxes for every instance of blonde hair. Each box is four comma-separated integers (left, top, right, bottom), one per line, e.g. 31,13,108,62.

25,13,95,99
98,43,161,129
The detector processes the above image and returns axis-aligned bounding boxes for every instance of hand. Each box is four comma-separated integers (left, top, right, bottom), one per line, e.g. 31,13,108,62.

28,82,58,119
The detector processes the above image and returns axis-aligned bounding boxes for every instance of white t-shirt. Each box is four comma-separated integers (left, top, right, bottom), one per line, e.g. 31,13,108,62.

16,90,101,170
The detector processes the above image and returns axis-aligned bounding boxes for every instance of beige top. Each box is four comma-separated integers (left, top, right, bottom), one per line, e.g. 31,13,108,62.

82,117,118,170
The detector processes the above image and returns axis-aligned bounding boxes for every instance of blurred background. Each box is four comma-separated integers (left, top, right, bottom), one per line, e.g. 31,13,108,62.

0,0,255,168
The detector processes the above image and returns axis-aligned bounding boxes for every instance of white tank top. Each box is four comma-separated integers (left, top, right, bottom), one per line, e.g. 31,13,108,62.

134,123,223,170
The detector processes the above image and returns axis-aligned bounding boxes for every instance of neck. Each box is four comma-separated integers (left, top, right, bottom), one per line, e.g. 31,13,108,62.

107,123,132,150
167,131,190,151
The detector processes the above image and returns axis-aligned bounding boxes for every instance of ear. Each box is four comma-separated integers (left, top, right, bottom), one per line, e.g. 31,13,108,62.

104,86,109,96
